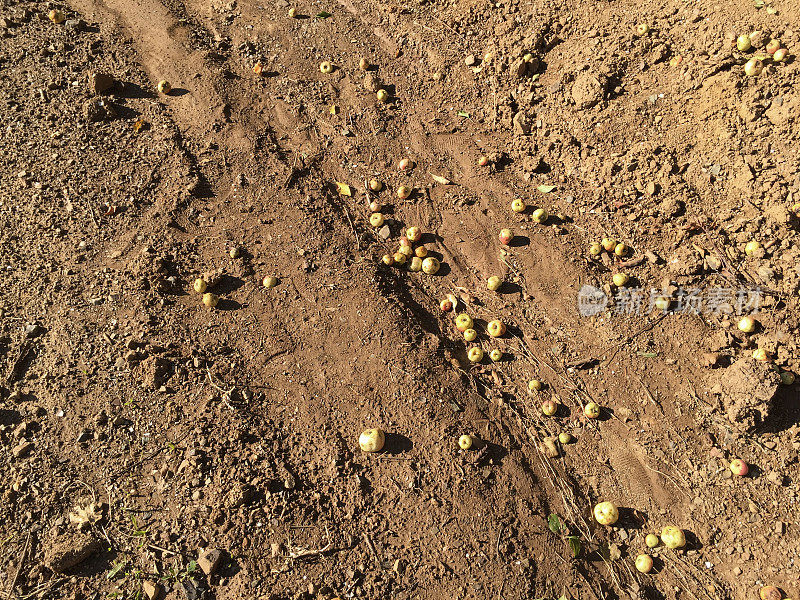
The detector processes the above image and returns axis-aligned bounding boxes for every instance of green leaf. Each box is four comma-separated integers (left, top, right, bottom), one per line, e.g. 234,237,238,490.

537,184,556,193
186,560,198,574
457,110,470,118
567,536,581,558
107,561,126,580
315,11,331,18
547,514,562,534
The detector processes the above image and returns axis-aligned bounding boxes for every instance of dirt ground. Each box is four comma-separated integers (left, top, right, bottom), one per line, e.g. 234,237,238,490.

1,0,799,598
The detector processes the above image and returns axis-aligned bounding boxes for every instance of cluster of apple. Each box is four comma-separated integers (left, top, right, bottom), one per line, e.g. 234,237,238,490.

438,300,507,363
380,225,440,274
593,501,686,574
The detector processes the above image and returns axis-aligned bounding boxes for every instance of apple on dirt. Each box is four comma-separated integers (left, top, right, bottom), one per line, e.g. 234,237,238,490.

467,347,484,363
499,229,513,245
193,278,208,294
532,208,548,224
157,80,172,94
645,533,660,548
737,316,757,333
660,526,686,549
745,240,761,256
202,292,219,308
489,349,503,362
458,434,474,450
601,238,617,252
369,179,383,192
359,428,385,453
487,319,506,337
406,226,422,242
511,199,526,213
487,276,502,291
759,586,782,600
455,314,474,332
463,328,477,342
612,273,630,287
541,399,558,416
593,501,619,525
263,276,278,289
398,158,415,171
396,185,412,199
729,459,749,477
528,379,544,392
422,257,440,274
584,402,600,419
635,554,653,574
369,213,385,228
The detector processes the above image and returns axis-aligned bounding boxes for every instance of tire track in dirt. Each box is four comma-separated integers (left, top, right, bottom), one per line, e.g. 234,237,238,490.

68,0,254,157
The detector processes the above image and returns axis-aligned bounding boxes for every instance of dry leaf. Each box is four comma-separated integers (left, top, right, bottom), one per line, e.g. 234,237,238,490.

335,182,352,196
69,501,104,529
431,174,451,185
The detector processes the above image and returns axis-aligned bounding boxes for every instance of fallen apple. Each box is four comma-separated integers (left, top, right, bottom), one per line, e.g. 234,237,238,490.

487,276,502,291
406,226,422,242
359,428,385,453
584,402,600,419
660,526,686,549
635,554,653,574
541,399,557,416
455,314,474,332
730,459,749,477
487,319,506,337
421,257,440,274
593,501,619,525
467,347,484,363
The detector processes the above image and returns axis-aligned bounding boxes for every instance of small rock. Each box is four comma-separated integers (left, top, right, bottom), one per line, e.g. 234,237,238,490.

363,73,380,92
512,111,531,135
464,54,477,67
143,581,162,600
510,57,528,78
88,72,115,95
24,323,43,338
12,441,33,458
44,532,101,573
377,225,390,241
65,18,85,32
197,548,223,576
571,72,605,110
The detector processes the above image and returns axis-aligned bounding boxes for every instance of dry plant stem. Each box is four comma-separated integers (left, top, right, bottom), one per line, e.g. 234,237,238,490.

5,533,31,598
